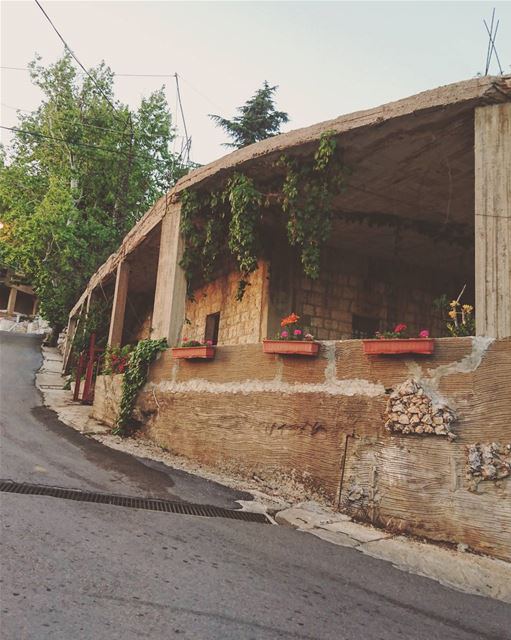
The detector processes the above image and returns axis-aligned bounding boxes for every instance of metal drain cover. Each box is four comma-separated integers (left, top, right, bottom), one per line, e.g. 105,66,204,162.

0,480,269,524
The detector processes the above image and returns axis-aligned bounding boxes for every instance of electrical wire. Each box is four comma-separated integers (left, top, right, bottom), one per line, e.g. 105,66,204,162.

0,125,157,162
33,0,129,129
1,102,132,137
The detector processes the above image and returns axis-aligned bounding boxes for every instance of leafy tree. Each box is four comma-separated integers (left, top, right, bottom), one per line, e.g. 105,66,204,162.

210,81,289,149
0,53,188,331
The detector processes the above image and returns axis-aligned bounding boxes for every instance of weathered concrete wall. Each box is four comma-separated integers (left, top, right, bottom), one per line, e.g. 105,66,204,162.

92,374,122,427
183,261,269,345
93,337,511,561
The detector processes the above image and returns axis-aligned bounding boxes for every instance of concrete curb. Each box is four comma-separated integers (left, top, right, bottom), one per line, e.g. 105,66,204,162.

35,346,109,435
274,505,511,603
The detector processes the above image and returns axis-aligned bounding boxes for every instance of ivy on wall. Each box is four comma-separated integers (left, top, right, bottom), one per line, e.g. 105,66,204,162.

112,338,168,436
179,130,349,299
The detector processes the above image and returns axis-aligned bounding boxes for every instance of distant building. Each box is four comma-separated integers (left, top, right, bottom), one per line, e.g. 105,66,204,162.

0,267,38,318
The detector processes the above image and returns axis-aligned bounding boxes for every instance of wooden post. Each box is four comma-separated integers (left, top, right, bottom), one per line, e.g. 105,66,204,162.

62,314,77,374
6,287,17,316
108,261,130,346
475,103,511,339
152,202,187,346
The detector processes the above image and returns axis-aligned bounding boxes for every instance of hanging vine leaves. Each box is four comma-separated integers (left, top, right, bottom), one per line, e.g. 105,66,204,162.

179,131,349,298
226,173,263,299
279,130,349,279
113,337,168,436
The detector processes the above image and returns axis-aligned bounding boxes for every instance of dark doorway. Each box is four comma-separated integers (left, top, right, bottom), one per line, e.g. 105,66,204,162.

204,312,220,345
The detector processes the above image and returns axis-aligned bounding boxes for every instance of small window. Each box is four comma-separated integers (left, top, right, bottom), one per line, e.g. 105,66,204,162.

204,312,220,345
352,314,379,339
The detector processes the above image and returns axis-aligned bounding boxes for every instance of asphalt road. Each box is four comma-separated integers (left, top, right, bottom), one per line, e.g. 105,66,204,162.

1,331,510,640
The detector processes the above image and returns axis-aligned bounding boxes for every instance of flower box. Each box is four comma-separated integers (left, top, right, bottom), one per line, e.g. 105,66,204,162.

362,338,434,355
171,346,215,360
263,339,320,356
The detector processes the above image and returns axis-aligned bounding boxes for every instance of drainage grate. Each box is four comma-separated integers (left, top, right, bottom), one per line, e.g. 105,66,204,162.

0,480,269,524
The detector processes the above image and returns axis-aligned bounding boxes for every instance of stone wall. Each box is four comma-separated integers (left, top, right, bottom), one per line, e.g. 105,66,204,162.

92,337,511,561
183,260,269,345
270,245,469,340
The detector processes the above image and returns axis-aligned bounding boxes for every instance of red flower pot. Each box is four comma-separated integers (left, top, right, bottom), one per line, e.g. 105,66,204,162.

362,338,434,355
263,340,320,356
171,346,215,360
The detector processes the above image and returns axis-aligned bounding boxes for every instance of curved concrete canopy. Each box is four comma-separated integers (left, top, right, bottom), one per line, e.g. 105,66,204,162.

70,74,511,316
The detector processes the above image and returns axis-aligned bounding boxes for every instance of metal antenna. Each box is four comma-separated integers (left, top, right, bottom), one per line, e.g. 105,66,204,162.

484,8,504,75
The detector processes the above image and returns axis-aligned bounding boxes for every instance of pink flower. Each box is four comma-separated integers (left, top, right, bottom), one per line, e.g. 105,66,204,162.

183,336,188,342
281,330,289,338
293,329,302,336
206,340,213,345
419,329,429,338
394,323,407,334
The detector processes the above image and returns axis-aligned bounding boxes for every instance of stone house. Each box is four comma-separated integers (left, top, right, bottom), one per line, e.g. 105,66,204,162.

67,76,511,561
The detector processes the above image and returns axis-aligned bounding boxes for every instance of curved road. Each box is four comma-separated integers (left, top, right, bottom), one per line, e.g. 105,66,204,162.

1,332,510,639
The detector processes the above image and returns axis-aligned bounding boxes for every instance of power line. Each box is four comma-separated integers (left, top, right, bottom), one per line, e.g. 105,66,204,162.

0,125,157,162
33,0,130,129
1,102,132,137
2,59,195,164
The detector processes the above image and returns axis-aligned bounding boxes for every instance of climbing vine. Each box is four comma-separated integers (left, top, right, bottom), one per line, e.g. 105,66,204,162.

179,130,348,298
226,173,263,299
112,338,168,437
279,130,349,279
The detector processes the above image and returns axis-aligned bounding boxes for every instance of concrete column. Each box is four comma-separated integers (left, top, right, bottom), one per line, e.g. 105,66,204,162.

6,288,17,316
31,297,38,316
475,103,511,338
152,202,187,345
108,261,130,346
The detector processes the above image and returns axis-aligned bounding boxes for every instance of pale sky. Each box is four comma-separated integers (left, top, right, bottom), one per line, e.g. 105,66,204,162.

1,0,510,165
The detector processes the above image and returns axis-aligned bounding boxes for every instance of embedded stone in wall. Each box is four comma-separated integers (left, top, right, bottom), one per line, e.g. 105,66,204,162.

384,378,457,441
346,479,366,503
467,442,511,489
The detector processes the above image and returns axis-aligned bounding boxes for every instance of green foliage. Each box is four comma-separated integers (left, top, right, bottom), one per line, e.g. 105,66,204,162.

227,173,262,281
72,297,111,355
113,338,168,436
179,131,348,298
179,188,229,292
210,81,289,149
279,130,349,279
0,53,188,329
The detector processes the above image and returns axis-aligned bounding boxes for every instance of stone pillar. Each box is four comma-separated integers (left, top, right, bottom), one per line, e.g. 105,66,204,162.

108,261,130,346
152,202,187,346
6,287,17,316
475,103,511,338
31,297,38,316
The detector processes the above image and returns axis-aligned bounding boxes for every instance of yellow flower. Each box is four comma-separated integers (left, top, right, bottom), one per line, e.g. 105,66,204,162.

449,300,459,308
448,310,457,319
462,304,473,314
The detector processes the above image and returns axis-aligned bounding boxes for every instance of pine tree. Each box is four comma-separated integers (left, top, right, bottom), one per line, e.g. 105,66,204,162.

210,81,289,149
